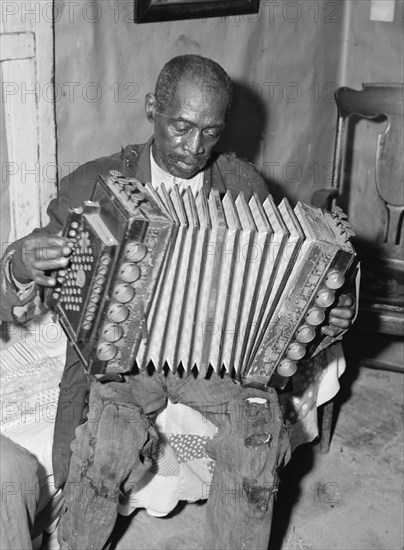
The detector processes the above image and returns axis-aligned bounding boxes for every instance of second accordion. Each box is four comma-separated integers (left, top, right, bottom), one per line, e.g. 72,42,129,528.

46,173,357,388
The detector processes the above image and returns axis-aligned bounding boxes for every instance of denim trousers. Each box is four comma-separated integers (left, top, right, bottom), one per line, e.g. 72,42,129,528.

0,435,39,549
58,369,290,550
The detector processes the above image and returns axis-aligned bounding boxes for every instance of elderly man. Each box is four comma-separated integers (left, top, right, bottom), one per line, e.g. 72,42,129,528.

2,55,354,549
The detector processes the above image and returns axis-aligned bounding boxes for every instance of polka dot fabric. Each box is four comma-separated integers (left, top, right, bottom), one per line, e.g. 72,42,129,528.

149,432,215,477
149,434,180,476
169,434,212,463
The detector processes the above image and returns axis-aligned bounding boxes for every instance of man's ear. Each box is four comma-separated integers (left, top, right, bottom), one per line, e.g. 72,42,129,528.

145,93,156,123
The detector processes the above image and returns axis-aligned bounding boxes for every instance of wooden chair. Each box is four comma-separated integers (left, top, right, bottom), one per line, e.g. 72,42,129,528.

313,83,404,453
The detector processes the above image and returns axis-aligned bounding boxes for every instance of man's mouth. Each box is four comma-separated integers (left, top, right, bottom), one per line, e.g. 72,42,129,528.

164,152,209,177
172,156,207,172
178,159,197,168
170,154,195,165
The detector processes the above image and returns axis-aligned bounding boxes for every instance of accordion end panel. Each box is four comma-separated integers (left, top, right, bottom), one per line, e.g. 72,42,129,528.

45,175,174,377
243,203,357,389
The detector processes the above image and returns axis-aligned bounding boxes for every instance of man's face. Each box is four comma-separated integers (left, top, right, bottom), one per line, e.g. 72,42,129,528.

146,80,228,179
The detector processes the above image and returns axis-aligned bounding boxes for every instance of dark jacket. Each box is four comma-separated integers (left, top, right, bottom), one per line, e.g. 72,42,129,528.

5,138,269,488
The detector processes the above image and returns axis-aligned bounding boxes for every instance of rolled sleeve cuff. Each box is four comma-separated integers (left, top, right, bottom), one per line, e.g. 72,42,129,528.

1,249,43,324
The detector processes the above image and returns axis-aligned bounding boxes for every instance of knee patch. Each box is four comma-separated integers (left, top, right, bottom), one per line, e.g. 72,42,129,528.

83,402,149,487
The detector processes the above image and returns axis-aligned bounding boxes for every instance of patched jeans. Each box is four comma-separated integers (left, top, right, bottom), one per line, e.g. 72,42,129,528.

58,370,290,550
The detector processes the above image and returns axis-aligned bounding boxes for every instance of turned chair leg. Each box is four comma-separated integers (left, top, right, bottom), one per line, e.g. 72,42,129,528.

319,400,335,454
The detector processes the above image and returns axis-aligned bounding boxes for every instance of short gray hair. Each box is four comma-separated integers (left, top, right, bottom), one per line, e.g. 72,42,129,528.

154,54,233,113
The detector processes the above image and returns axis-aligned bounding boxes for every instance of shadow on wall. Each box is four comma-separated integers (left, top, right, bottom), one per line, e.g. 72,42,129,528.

217,80,287,205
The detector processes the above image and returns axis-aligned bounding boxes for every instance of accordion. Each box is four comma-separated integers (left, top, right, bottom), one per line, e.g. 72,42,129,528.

46,173,357,388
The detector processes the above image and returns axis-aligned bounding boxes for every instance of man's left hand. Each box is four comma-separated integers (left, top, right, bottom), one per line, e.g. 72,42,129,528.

321,294,356,338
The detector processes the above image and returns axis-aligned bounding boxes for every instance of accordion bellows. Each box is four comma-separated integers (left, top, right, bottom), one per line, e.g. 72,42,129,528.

46,173,356,388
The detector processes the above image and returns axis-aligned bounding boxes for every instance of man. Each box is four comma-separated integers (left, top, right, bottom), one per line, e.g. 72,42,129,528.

1,55,354,549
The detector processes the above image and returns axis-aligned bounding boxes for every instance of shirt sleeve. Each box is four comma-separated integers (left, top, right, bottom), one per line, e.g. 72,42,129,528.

3,251,36,298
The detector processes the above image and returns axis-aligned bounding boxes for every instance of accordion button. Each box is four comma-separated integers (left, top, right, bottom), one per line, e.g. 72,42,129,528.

110,170,123,178
96,342,118,362
286,342,306,360
325,270,345,289
102,323,124,342
305,308,325,326
119,262,141,283
113,283,135,303
277,359,297,377
101,256,111,266
315,289,335,308
295,325,316,343
108,303,130,323
125,242,147,262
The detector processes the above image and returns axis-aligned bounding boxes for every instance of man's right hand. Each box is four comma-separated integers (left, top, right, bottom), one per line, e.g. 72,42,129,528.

11,234,73,287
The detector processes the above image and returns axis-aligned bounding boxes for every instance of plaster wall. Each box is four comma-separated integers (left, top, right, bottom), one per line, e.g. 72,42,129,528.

54,0,403,208
54,0,346,204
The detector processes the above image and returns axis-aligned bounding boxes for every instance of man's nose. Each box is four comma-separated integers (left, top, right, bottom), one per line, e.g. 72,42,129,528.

183,129,205,155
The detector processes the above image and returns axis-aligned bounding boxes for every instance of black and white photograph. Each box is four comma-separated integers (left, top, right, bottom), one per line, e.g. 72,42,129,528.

0,1,403,549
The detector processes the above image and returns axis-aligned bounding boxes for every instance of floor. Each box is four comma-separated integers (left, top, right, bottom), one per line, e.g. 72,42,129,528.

43,359,404,550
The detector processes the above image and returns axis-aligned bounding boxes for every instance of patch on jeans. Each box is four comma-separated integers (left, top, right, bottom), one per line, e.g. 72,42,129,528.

243,478,273,514
81,477,111,500
243,398,271,425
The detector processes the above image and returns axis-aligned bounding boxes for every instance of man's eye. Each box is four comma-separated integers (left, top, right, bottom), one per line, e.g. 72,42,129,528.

173,124,190,133
204,130,221,139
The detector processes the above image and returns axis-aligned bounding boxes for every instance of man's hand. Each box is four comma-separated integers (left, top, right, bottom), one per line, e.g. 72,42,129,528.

321,293,356,338
11,234,73,287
